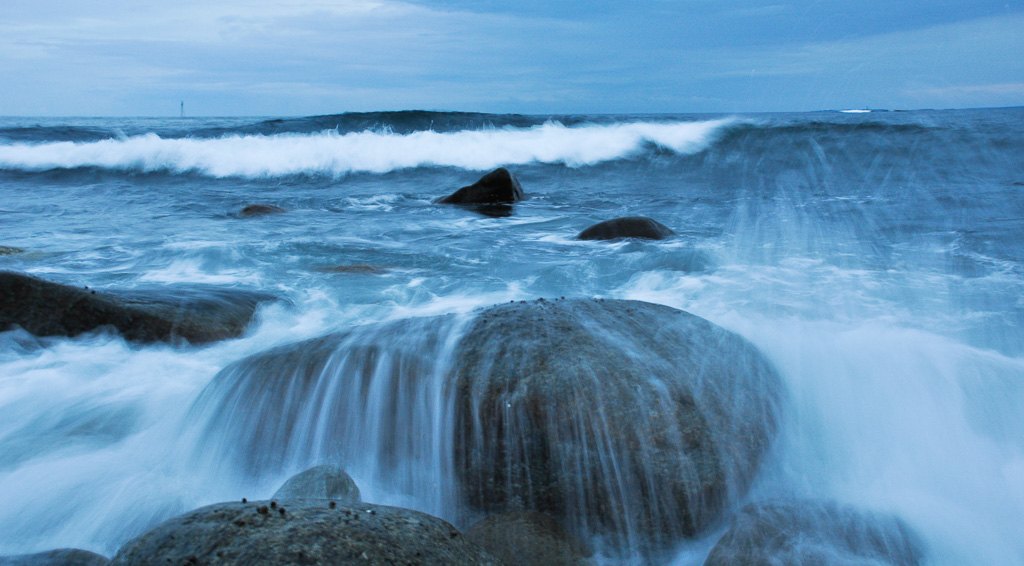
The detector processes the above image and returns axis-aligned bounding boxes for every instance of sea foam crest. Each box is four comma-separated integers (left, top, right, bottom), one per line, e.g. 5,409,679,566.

0,119,731,177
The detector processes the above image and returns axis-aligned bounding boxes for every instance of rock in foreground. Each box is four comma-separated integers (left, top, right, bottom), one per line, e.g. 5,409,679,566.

450,299,783,554
110,500,500,566
0,549,108,566
190,298,783,558
704,501,925,566
0,271,275,345
272,465,361,503
465,511,594,566
576,217,675,240
436,168,525,205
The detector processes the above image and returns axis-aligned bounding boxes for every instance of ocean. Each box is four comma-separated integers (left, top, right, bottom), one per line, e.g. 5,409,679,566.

0,109,1022,564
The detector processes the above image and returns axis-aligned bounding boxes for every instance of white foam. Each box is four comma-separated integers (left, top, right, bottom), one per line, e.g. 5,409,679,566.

0,119,733,178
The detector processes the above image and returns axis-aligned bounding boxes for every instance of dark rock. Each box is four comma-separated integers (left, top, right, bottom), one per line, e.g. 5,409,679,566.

239,204,286,217
436,168,524,205
0,549,109,566
109,500,501,566
0,246,25,256
0,271,276,345
704,501,925,566
465,511,594,566
467,204,515,218
576,217,675,240
449,299,783,555
272,465,361,503
189,299,782,558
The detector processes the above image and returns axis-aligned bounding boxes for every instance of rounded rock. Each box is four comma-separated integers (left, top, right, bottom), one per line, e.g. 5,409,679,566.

449,299,783,555
110,500,501,566
576,217,675,240
704,501,925,566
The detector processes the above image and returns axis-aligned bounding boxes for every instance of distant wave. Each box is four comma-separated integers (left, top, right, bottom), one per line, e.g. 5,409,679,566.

0,119,731,178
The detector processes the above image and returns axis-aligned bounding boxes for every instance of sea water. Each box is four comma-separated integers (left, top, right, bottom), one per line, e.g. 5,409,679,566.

0,109,1022,564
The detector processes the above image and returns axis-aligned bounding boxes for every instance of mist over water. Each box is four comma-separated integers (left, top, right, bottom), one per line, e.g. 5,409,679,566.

1,109,1022,564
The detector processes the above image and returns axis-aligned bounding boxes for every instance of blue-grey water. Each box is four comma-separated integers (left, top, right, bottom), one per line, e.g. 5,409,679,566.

0,109,1022,564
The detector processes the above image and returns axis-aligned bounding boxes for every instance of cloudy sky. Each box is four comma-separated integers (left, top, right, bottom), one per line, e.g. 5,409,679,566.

1,0,1022,116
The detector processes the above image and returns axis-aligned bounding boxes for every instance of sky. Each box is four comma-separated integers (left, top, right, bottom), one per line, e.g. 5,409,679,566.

0,0,1022,116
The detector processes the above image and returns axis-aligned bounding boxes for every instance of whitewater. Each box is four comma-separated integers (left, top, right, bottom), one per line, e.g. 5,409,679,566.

0,119,730,176
0,108,1022,565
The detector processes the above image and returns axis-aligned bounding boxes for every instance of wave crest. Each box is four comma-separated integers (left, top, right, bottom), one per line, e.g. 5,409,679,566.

0,119,731,178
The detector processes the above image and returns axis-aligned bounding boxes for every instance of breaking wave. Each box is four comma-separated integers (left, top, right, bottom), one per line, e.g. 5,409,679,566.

0,119,732,178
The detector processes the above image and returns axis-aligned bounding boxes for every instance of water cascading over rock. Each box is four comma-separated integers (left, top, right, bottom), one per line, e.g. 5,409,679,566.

448,299,783,554
188,299,784,558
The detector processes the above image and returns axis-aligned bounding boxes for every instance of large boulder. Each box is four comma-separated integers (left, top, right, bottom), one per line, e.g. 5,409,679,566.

449,299,783,555
0,549,108,566
189,299,782,558
109,500,500,566
0,271,276,345
272,465,361,503
576,217,675,240
704,501,925,566
435,168,525,205
465,511,594,566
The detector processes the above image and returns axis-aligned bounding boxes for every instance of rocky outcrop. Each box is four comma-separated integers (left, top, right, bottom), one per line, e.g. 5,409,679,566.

436,168,525,205
109,500,501,566
0,549,109,566
450,299,783,555
191,298,782,558
272,465,361,503
465,511,594,566
704,501,925,566
239,204,286,217
576,217,675,240
0,271,276,345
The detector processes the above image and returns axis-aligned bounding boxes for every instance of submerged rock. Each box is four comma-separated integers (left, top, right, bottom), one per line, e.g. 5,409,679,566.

436,168,525,205
576,217,675,240
465,511,594,566
272,465,361,503
0,246,25,256
704,501,925,566
449,299,783,554
109,500,500,566
0,549,109,566
0,271,276,345
239,204,286,217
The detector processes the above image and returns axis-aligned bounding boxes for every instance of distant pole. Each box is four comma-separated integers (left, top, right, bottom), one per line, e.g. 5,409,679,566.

180,100,184,118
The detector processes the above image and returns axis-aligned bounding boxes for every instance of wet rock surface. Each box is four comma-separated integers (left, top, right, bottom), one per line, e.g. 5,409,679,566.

449,299,783,554
465,511,594,566
0,549,109,566
0,271,276,345
272,465,361,503
703,501,925,566
192,298,782,558
109,500,501,566
436,168,525,205
576,217,676,240
239,204,286,217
